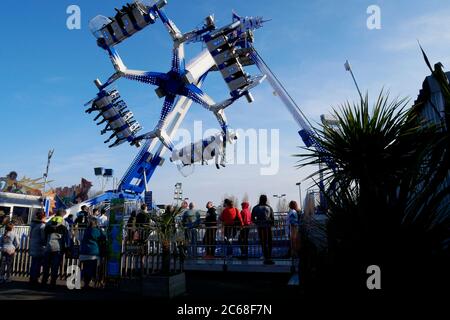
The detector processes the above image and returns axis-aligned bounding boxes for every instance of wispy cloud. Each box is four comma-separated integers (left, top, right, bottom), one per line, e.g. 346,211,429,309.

43,76,65,84
383,10,450,52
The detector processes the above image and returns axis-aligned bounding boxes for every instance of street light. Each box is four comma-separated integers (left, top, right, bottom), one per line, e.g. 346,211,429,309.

296,182,302,212
174,182,183,206
318,115,339,211
94,167,114,191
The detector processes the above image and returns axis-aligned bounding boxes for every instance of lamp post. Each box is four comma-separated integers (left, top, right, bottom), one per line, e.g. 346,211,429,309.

296,182,302,212
94,167,114,192
42,149,54,196
344,59,364,104
174,182,183,206
318,114,339,212
42,149,54,217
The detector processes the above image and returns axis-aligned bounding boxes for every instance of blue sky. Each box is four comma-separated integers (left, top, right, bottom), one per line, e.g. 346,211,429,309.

1,0,450,208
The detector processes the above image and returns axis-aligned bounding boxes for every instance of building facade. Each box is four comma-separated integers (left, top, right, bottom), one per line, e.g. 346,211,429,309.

414,72,450,212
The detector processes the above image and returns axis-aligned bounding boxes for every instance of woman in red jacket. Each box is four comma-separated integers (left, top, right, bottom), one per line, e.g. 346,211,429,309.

220,199,242,256
239,202,252,259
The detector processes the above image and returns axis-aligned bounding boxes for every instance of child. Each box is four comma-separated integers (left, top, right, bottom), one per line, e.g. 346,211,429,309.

0,224,20,283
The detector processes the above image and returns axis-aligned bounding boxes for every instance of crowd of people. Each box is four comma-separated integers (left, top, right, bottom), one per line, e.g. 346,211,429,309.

0,206,108,288
178,195,302,265
0,195,301,287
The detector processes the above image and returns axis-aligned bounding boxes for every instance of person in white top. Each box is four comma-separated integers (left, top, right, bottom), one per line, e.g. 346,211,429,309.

97,209,109,228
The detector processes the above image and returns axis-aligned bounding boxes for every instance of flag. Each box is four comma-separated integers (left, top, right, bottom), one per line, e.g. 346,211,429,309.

344,60,351,71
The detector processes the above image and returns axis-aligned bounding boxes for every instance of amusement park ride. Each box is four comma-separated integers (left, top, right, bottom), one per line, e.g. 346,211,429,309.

82,0,328,207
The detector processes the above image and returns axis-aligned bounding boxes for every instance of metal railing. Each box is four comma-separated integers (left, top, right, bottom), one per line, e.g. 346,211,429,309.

9,226,85,280
6,220,298,280
174,221,293,259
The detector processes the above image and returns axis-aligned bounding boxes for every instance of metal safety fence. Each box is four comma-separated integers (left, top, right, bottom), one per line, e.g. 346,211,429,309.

5,219,298,281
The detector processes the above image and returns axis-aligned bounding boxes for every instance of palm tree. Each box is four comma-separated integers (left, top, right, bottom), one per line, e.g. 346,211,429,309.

296,75,450,291
150,206,184,274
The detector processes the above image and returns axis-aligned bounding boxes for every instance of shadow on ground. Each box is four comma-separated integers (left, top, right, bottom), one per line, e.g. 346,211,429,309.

0,272,301,302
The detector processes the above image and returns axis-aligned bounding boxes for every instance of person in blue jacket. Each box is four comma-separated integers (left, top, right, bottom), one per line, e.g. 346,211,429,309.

80,217,106,289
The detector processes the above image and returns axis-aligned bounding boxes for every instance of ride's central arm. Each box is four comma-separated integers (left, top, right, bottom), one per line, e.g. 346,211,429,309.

118,49,216,194
250,48,336,170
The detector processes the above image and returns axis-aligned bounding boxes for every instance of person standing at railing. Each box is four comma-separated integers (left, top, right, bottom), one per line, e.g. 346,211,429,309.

182,202,201,257
238,202,252,259
97,208,109,229
75,205,89,226
0,223,19,284
80,218,106,290
65,214,75,230
0,212,10,231
29,211,47,286
136,204,152,245
42,209,69,288
203,201,217,259
92,208,99,219
287,201,301,258
0,211,7,230
136,204,150,225
181,200,189,210
220,199,243,257
251,195,275,265
126,210,138,243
